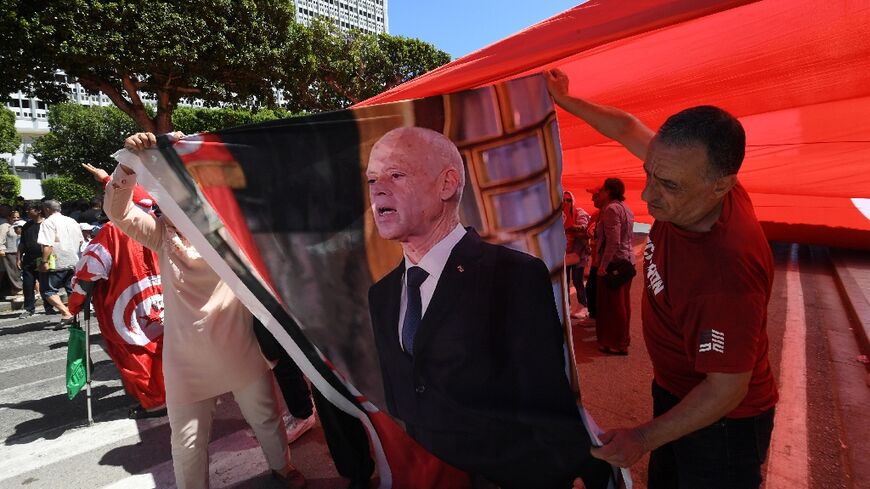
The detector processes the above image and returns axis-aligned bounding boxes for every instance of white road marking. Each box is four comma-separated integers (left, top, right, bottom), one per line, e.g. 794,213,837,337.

0,416,168,483
765,244,809,488
0,346,110,374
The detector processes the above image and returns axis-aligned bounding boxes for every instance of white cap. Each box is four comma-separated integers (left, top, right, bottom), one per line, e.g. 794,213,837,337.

79,223,95,231
12,220,26,227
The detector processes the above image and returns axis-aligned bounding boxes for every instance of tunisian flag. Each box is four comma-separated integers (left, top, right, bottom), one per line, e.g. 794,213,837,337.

68,221,166,409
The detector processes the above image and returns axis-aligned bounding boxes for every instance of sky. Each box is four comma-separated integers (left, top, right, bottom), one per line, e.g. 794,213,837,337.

387,0,584,59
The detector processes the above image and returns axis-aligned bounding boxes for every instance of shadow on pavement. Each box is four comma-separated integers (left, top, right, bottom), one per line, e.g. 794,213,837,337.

0,317,61,336
1,384,130,444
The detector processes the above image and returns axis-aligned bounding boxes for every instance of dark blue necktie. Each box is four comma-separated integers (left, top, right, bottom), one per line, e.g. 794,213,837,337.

402,266,429,355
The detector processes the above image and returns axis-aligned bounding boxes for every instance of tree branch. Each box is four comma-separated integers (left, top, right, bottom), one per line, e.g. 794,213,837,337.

323,73,360,105
121,72,146,112
77,73,156,132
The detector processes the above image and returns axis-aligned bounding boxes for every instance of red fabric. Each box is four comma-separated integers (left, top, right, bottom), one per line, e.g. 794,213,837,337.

642,185,778,418
368,412,473,489
68,222,166,409
596,275,632,352
359,0,870,249
173,135,278,293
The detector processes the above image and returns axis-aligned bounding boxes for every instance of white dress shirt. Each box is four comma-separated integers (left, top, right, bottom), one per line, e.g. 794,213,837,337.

398,224,467,350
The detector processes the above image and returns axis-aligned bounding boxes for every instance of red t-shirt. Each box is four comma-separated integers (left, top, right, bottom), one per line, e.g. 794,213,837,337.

642,183,778,418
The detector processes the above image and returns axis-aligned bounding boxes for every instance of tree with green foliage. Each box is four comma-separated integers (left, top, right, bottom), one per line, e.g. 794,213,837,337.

0,107,21,159
171,106,294,134
1,0,295,133
30,103,140,188
41,176,95,203
0,172,21,206
30,103,293,190
1,1,450,132
279,20,452,111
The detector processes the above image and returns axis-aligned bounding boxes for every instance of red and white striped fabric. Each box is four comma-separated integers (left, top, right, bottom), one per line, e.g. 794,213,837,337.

69,221,166,409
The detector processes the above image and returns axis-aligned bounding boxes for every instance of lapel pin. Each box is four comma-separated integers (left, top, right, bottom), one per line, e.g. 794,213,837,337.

457,265,464,273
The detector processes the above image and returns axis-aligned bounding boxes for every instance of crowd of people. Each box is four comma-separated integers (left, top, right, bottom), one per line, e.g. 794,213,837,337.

563,178,636,357
0,66,780,489
0,199,99,323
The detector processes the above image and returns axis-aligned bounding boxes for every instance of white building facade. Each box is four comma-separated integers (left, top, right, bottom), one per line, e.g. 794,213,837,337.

294,0,388,34
3,72,120,199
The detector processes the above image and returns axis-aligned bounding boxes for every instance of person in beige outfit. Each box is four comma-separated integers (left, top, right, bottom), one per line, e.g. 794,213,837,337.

104,132,306,489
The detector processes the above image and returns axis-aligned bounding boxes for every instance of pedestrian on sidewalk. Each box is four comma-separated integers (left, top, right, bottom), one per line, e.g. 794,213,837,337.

0,210,23,297
548,69,778,489
563,190,591,318
37,200,82,325
593,178,635,356
16,202,47,318
107,131,306,489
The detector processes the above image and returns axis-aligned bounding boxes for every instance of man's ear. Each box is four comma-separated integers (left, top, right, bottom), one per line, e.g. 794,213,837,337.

713,173,737,198
440,167,461,201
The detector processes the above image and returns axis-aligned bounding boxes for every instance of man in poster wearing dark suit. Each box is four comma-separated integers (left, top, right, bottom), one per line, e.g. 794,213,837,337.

366,127,610,489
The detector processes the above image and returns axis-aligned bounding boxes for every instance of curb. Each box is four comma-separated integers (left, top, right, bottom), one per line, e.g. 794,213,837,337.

829,248,870,363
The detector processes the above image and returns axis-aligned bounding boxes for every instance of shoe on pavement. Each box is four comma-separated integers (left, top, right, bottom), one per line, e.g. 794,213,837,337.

128,405,168,419
17,310,34,319
272,467,307,489
598,346,628,356
284,411,316,444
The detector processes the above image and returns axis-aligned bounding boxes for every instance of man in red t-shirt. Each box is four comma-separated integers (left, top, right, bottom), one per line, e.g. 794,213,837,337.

546,69,777,489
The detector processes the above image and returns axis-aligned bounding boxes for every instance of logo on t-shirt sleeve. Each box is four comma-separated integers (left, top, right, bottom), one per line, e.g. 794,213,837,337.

699,329,725,353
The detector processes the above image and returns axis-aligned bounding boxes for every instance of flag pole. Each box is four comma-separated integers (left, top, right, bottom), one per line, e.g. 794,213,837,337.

83,291,94,426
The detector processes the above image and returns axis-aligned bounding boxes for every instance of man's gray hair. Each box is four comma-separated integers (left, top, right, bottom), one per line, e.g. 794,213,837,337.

372,127,466,202
42,200,62,212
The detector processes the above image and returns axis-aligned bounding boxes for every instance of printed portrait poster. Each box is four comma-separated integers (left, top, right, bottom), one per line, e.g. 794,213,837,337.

116,74,622,489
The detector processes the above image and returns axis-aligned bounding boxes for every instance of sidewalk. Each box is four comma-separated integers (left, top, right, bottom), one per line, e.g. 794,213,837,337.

830,248,870,357
827,248,870,489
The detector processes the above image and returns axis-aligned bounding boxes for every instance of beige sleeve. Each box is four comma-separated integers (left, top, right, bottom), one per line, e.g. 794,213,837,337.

103,165,163,252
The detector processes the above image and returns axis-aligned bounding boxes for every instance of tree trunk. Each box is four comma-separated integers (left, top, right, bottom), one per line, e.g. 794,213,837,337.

155,90,175,133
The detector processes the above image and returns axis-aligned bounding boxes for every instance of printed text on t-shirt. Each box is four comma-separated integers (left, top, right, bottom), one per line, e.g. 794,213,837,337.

644,238,664,296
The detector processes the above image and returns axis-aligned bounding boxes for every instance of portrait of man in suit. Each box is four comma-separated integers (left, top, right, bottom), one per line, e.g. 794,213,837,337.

366,126,611,489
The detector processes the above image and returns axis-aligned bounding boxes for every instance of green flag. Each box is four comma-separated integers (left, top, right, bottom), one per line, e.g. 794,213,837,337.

66,323,87,400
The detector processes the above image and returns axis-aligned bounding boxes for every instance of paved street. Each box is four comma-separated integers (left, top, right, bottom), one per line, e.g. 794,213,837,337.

0,312,344,488
0,242,867,488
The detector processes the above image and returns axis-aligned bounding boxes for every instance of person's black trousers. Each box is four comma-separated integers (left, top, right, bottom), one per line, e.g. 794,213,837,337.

21,265,38,313
566,265,587,308
586,266,598,318
648,381,774,489
253,320,314,419
312,389,375,484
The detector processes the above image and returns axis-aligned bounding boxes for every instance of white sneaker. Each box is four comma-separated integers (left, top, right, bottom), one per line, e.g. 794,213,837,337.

283,411,316,444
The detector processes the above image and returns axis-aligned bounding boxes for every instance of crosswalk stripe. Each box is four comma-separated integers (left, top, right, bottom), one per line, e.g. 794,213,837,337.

0,328,102,350
0,416,169,483
765,244,809,488
0,344,111,375
0,375,65,404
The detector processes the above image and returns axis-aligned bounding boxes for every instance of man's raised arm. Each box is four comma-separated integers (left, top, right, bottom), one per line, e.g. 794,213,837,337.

544,69,655,161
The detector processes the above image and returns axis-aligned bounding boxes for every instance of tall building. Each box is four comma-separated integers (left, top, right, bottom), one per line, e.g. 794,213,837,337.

294,0,388,34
